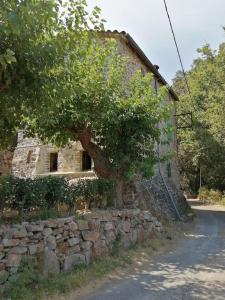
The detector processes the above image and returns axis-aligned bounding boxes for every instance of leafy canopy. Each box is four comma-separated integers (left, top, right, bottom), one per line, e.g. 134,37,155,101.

0,0,172,180
173,39,225,192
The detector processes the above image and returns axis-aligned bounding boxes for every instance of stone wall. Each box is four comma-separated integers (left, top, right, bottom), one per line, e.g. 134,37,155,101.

0,151,13,176
0,209,162,287
12,136,91,178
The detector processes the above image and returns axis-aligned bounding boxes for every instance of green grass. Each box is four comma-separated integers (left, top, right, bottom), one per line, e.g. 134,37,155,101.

1,239,164,300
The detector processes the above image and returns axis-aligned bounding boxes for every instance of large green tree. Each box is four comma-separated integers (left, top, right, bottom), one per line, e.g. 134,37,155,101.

173,39,225,193
0,0,172,206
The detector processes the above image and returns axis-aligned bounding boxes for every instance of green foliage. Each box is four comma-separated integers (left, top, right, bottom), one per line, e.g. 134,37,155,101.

198,186,223,204
0,176,114,218
2,253,132,300
0,0,172,184
173,36,225,193
69,178,114,208
2,256,43,300
112,233,122,257
0,176,71,212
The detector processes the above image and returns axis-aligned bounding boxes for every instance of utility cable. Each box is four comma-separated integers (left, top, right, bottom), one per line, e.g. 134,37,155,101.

163,0,192,99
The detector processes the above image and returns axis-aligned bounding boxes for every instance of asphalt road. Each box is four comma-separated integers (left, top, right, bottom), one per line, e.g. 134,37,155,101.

80,200,225,300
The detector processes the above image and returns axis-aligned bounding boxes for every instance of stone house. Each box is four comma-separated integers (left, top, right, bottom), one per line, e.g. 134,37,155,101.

1,31,188,218
10,31,178,178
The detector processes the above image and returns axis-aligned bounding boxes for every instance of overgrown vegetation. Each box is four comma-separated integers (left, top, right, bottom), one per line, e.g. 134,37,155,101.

173,33,225,194
0,176,114,222
198,186,225,205
0,0,172,207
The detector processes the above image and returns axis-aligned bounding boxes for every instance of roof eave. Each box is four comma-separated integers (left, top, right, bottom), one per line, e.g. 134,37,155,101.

124,33,179,101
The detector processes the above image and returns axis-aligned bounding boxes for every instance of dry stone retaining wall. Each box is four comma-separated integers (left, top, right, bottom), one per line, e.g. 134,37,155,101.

0,209,162,288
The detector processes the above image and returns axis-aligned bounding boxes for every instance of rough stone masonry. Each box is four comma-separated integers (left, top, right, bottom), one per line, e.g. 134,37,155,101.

0,209,162,289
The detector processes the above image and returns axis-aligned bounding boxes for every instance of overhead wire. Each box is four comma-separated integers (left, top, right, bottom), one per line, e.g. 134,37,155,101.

163,0,192,99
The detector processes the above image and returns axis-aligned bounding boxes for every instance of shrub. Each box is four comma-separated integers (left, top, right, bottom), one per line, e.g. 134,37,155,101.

0,176,114,218
208,189,222,203
198,186,223,203
69,178,114,209
198,186,210,202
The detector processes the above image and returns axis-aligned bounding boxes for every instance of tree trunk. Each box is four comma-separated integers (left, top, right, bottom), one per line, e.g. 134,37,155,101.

78,128,116,179
114,180,125,208
77,128,143,209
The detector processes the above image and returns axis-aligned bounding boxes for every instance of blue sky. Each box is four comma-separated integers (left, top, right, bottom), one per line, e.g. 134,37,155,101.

87,0,225,84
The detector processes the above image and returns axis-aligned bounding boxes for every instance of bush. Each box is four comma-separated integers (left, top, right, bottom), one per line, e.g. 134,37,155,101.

198,186,223,203
0,176,68,212
208,189,222,203
198,186,210,202
0,176,114,218
69,178,114,209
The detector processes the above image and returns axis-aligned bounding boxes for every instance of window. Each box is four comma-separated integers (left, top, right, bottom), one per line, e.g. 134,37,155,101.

50,152,58,172
82,151,92,171
26,150,33,164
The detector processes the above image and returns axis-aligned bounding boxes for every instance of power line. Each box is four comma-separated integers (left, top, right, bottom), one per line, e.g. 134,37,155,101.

163,0,192,98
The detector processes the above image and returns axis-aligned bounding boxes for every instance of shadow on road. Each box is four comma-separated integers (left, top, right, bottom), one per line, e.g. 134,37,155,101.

80,201,225,300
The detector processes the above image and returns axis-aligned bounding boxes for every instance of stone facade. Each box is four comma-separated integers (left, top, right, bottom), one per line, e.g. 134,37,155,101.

0,209,162,289
12,134,95,179
11,32,179,183
0,151,13,176
2,31,188,219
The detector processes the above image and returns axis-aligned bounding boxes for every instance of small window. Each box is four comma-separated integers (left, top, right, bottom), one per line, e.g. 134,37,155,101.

50,152,58,172
26,150,33,164
82,151,92,171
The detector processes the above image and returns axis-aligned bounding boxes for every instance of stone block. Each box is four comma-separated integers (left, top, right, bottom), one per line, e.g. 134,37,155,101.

80,241,92,251
53,227,63,235
121,233,132,250
43,228,53,237
84,250,91,264
2,239,19,247
28,244,37,255
6,254,21,268
105,230,116,246
77,220,89,230
93,240,108,257
63,254,86,272
82,231,99,242
104,222,114,231
122,221,131,233
11,228,28,238
143,211,153,222
130,229,138,245
43,250,60,277
32,232,43,240
68,221,78,232
68,238,80,247
26,224,44,232
9,246,27,255
68,245,80,254
88,220,101,231
46,235,56,250
45,220,58,228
